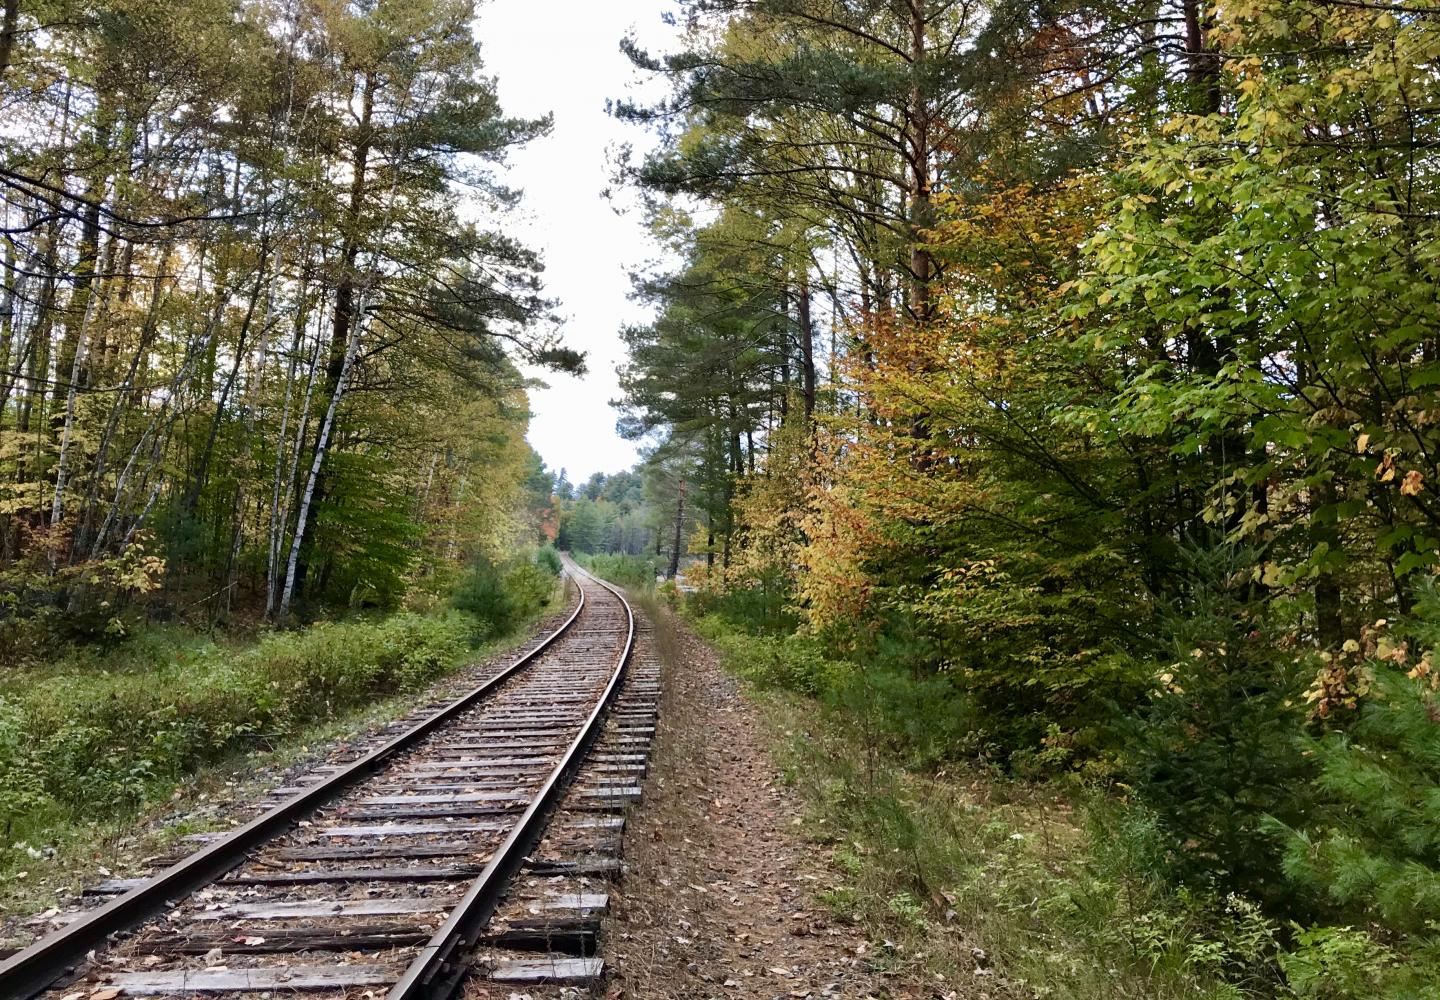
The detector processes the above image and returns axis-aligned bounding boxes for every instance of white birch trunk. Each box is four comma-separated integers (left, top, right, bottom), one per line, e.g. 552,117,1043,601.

48,276,102,547
267,296,323,616
278,293,364,618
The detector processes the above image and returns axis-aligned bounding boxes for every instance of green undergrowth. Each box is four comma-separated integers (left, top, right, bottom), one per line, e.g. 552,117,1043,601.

690,611,1276,1000
0,551,564,910
575,551,658,590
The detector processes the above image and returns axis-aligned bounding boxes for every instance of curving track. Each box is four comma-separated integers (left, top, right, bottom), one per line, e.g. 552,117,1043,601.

0,558,653,1000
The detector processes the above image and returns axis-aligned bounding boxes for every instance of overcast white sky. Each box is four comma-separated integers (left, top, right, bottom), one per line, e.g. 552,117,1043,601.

474,0,679,484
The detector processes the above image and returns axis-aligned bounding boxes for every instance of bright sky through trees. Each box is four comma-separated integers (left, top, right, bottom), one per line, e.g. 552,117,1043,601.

476,0,679,482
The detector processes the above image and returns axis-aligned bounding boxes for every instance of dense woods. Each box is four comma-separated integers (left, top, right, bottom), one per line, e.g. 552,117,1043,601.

0,0,578,645
614,1,1440,995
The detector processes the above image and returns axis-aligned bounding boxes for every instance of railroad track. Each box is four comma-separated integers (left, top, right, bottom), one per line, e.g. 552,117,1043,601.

0,558,658,1000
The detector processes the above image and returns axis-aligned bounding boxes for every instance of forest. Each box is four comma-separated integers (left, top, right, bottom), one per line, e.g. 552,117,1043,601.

0,0,584,899
605,0,1440,997
0,0,589,630
3,0,1440,996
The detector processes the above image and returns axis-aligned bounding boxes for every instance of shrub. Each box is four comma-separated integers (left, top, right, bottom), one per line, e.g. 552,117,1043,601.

690,571,799,634
452,551,561,639
767,685,1275,999
535,545,563,577
1255,589,1440,993
693,616,848,697
1119,546,1314,904
1280,925,1440,1000
503,560,560,624
0,696,48,835
1267,659,1440,934
578,552,657,589
826,664,983,769
0,610,474,864
451,555,511,633
693,613,979,768
0,533,167,664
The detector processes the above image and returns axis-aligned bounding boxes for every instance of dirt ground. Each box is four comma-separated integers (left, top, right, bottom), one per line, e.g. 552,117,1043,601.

594,615,908,1000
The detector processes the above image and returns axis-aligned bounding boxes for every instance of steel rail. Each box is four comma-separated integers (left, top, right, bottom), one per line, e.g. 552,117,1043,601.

0,572,589,1000
386,556,636,1000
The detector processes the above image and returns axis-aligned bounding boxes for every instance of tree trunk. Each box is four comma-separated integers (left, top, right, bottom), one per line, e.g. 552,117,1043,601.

78,249,172,558
48,270,104,555
1182,0,1222,115
0,279,26,427
1312,477,1344,644
667,478,686,579
0,0,19,84
325,74,375,400
778,283,790,419
267,288,319,617
183,263,267,517
16,266,51,437
293,72,376,599
905,0,933,322
797,270,817,421
280,290,365,618
52,146,108,410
